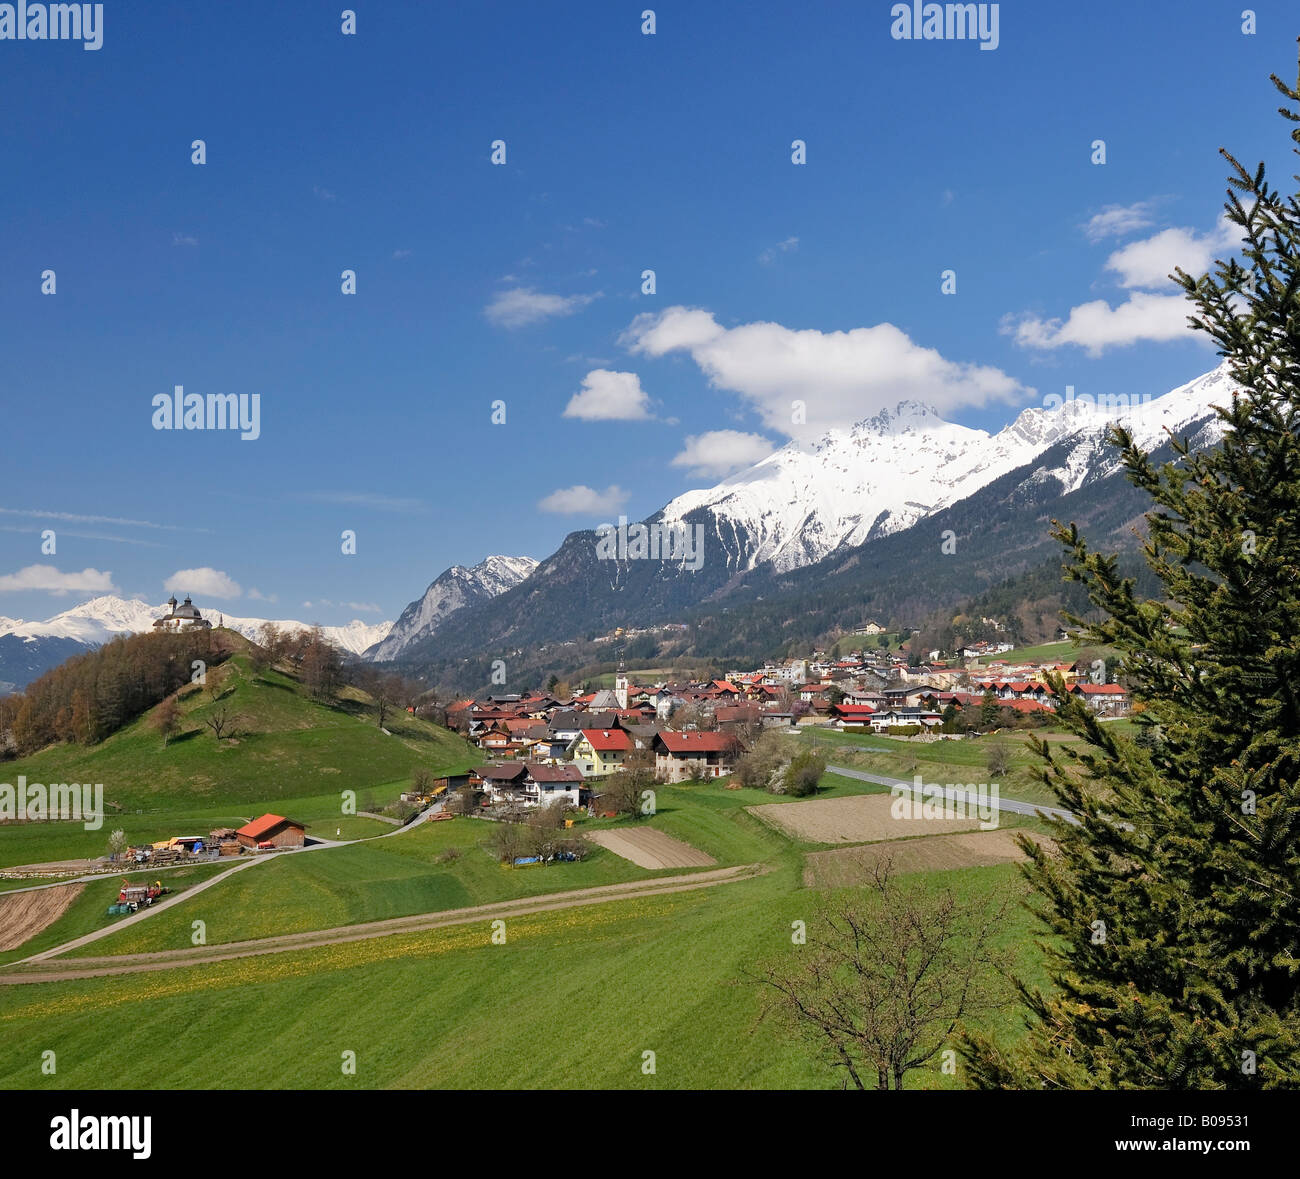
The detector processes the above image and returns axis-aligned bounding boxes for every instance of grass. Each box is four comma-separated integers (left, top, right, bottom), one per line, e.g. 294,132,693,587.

0,861,232,966
796,729,1066,808
0,655,478,811
66,819,653,955
73,778,796,958
0,788,411,870
0,654,478,868
0,859,1044,1090
975,639,1111,665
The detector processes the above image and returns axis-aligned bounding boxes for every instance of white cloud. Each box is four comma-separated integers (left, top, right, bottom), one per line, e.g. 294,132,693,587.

1104,216,1239,289
0,565,117,594
1001,293,1192,356
164,568,242,599
1083,201,1157,242
1007,214,1240,354
485,286,598,328
0,507,188,531
758,236,799,264
671,430,776,478
247,587,278,604
623,306,1028,436
172,232,199,247
537,484,629,515
299,491,426,513
563,370,654,421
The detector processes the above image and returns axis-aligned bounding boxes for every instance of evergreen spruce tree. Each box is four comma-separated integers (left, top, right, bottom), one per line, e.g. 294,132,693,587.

963,54,1300,1089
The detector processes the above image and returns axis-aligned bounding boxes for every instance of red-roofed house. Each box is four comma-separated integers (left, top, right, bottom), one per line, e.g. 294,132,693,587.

569,728,633,777
832,703,877,729
1070,682,1129,714
652,730,744,782
236,814,306,850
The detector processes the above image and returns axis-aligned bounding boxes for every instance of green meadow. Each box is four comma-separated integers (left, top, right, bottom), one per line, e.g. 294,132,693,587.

0,857,1043,1090
0,661,1055,1090
0,655,478,868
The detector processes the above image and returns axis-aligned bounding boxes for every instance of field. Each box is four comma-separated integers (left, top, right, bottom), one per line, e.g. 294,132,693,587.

0,856,1045,1089
586,827,716,868
749,793,996,844
802,729,1073,808
975,639,1094,665
0,884,84,952
803,829,1050,887
0,861,233,967
0,690,1057,1089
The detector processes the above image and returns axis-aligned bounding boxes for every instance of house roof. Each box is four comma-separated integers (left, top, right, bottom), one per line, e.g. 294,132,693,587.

580,728,633,751
525,762,584,783
655,730,741,753
1072,683,1127,695
236,813,304,840
473,763,527,781
1002,698,1052,713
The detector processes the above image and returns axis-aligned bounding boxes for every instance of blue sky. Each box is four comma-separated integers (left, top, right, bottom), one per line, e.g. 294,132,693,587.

1,0,1296,625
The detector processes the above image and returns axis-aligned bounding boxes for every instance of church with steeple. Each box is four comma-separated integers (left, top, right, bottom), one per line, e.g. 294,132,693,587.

153,594,213,633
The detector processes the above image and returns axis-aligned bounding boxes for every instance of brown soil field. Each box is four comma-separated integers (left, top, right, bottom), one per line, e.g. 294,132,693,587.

0,883,85,951
584,827,716,869
804,830,1052,887
748,793,993,844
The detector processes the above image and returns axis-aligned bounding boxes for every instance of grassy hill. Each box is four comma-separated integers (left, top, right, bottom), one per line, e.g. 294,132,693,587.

0,653,479,869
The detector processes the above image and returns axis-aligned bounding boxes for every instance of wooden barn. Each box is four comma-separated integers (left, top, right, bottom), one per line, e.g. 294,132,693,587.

235,813,306,850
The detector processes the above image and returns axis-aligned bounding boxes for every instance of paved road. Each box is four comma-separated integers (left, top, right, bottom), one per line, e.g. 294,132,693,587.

825,763,1077,825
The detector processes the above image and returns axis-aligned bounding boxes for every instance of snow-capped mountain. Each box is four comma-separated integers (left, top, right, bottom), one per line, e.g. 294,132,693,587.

366,554,539,662
0,599,394,694
659,364,1237,572
0,597,394,687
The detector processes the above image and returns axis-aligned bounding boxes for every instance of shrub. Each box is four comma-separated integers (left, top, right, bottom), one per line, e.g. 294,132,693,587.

780,750,826,797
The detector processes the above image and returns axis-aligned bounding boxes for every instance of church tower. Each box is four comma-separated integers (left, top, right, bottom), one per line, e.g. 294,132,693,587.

614,656,629,710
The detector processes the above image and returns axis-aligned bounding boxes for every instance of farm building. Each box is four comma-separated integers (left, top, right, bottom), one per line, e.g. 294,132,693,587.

236,814,306,850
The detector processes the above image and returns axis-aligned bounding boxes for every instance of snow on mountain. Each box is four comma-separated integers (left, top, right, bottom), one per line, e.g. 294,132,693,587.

0,596,393,657
366,554,539,662
659,363,1237,573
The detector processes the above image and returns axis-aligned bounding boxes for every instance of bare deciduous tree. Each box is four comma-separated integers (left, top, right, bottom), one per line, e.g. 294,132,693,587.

152,696,181,748
204,705,234,741
754,863,1018,1090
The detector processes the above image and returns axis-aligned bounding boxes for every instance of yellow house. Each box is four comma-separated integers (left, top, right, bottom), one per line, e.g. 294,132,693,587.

570,728,632,777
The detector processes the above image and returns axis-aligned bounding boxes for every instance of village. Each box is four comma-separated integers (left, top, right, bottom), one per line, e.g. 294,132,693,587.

443,628,1131,813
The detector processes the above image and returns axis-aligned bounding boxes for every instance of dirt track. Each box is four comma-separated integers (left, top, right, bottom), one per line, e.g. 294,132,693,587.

0,863,762,984
585,827,716,869
0,884,85,951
